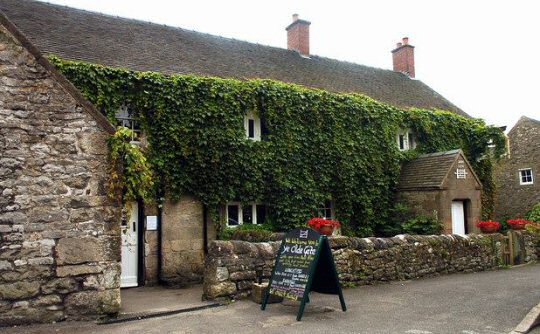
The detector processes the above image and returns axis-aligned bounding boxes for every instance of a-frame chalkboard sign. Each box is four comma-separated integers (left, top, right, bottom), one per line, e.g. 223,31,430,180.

261,228,346,321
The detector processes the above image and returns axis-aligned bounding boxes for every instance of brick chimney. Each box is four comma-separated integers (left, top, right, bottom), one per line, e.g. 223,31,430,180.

392,37,415,78
286,14,311,56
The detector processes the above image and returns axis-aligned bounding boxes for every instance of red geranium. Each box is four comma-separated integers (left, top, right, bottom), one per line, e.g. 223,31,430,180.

476,221,501,229
307,217,341,230
507,219,532,226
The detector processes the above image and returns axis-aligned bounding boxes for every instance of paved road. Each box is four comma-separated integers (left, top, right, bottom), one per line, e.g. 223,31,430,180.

4,264,540,334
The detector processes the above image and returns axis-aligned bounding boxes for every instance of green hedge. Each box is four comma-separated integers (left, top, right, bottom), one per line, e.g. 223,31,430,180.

50,56,506,236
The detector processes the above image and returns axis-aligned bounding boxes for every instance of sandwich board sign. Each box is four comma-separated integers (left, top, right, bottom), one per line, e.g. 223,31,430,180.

260,227,346,321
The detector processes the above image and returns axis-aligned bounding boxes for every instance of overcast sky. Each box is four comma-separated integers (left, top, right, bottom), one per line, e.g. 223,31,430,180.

42,0,540,130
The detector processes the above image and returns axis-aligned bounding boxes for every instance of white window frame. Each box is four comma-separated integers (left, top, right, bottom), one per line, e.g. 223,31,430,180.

316,200,334,220
519,168,534,185
456,168,468,179
397,129,416,151
244,111,261,141
115,105,141,144
225,202,265,227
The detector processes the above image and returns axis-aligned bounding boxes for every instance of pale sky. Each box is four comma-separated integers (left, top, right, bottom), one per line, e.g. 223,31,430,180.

42,0,540,130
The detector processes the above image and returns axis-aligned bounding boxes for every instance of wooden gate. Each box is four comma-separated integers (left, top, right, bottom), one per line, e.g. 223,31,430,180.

501,231,526,266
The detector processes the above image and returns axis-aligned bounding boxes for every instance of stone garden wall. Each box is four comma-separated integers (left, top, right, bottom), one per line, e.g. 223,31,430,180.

203,232,539,300
0,22,120,325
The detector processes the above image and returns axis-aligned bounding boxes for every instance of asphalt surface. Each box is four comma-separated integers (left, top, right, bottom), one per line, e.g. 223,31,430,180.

3,264,540,334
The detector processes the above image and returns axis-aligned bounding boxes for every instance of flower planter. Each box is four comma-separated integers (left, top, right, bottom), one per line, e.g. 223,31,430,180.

476,221,500,234
480,225,499,234
318,224,335,236
509,223,526,230
507,219,532,231
307,217,340,236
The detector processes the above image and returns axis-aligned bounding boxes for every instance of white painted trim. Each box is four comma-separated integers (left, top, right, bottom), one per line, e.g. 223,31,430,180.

244,111,261,141
316,200,334,220
121,201,138,288
225,202,262,227
451,201,466,236
396,129,416,151
519,168,534,185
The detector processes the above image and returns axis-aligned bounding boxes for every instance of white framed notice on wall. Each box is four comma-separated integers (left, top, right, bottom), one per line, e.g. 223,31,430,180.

146,216,158,231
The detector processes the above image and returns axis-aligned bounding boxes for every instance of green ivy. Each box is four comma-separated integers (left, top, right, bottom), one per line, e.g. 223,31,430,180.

108,127,154,204
49,56,506,236
526,202,540,222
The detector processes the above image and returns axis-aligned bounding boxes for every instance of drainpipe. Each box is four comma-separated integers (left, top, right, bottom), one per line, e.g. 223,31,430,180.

203,204,209,254
157,191,164,284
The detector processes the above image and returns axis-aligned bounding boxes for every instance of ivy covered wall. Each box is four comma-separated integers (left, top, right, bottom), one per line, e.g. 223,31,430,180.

50,56,505,236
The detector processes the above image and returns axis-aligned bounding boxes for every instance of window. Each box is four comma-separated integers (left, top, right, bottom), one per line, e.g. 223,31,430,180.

115,105,141,143
315,200,334,219
519,169,534,185
248,119,255,138
244,111,261,141
456,168,468,179
397,129,416,151
226,203,266,226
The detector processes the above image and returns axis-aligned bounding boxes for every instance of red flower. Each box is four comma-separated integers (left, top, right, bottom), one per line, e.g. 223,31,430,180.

476,221,501,229
506,219,532,226
307,217,341,230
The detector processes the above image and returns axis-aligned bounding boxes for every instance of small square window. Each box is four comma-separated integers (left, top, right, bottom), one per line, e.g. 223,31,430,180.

519,169,534,185
115,105,141,143
397,129,415,151
456,168,467,179
316,200,333,219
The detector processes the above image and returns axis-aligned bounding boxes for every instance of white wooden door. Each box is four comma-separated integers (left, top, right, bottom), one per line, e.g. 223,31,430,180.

121,202,138,288
451,201,466,235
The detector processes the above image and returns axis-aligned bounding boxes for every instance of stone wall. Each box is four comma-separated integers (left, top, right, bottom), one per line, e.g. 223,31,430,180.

142,204,159,285
203,232,538,300
0,24,120,325
494,116,540,220
161,196,208,286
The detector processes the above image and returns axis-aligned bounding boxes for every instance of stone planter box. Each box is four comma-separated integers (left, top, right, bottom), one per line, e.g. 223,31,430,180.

251,282,283,304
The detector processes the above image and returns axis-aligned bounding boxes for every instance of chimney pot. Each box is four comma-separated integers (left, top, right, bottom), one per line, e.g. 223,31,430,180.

392,37,415,78
286,14,311,56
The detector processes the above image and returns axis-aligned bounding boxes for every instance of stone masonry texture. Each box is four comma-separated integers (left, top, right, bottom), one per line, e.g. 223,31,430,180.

203,232,539,300
161,196,206,287
0,25,121,325
494,117,540,220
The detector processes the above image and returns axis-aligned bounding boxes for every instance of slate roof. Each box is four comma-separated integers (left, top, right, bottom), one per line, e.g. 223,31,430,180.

398,149,464,190
0,0,468,117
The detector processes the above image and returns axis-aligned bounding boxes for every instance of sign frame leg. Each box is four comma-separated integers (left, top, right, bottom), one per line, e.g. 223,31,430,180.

296,293,310,321
337,288,347,312
261,289,270,311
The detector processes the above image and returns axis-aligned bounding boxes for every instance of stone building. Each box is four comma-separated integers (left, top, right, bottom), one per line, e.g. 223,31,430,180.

0,13,120,325
0,0,483,324
494,116,540,220
397,150,483,234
